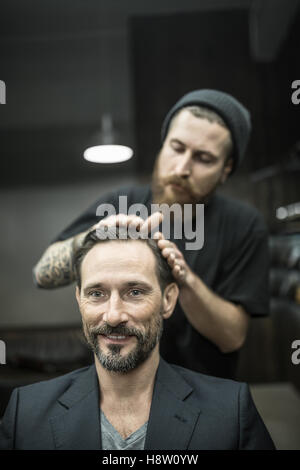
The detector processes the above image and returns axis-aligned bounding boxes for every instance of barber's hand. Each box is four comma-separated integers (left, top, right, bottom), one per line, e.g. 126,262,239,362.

94,211,163,236
154,232,192,287
73,212,163,252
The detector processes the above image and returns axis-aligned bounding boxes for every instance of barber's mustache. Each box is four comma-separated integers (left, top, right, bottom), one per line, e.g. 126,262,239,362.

162,176,194,195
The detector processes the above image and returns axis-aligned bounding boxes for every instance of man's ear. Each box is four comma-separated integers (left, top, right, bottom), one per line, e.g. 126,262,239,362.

162,282,179,320
75,285,81,307
221,157,233,184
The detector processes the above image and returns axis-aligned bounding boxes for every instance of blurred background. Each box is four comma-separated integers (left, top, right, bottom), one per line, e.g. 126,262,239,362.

0,0,300,449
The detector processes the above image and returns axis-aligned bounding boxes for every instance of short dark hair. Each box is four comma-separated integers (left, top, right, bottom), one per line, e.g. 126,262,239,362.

73,227,175,292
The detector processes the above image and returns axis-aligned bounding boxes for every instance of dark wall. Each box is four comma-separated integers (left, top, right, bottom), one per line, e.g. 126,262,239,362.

0,126,134,186
130,9,300,176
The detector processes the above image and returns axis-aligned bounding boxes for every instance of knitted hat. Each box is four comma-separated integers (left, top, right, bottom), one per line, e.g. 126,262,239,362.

161,89,251,174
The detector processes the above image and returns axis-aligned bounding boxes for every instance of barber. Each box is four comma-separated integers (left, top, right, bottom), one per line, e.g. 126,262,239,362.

33,89,270,379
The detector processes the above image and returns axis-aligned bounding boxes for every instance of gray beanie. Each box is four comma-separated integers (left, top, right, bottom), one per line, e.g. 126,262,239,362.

161,89,251,174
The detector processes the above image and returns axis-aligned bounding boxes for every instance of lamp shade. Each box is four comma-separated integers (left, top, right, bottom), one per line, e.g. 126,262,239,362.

83,144,133,164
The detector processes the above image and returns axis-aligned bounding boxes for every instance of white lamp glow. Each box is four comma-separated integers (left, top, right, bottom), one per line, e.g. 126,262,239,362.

83,145,133,164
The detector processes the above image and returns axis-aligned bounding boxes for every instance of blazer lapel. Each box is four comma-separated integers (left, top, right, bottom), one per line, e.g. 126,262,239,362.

49,359,201,450
145,358,201,450
50,365,102,450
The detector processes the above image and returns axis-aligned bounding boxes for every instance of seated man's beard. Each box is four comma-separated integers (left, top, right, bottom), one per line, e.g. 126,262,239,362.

82,310,164,373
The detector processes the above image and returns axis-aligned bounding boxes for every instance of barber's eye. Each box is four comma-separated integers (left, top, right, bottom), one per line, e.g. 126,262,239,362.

194,154,213,164
171,142,184,153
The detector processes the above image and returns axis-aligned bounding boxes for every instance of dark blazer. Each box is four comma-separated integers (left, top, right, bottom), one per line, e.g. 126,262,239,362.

0,358,275,450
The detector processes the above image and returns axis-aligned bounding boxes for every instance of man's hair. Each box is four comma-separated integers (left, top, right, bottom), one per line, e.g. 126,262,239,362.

169,105,233,162
74,227,174,292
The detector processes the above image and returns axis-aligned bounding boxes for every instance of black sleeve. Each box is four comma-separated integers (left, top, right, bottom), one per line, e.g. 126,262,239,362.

238,383,275,450
51,188,121,243
215,214,270,317
0,388,18,450
51,184,150,244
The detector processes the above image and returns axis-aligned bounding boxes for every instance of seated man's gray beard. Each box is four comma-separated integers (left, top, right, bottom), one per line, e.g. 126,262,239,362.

83,310,164,373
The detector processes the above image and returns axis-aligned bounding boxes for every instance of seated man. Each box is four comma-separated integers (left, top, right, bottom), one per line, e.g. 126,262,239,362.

0,228,275,450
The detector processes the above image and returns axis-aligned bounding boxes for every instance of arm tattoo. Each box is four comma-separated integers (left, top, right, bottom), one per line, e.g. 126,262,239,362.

34,238,77,288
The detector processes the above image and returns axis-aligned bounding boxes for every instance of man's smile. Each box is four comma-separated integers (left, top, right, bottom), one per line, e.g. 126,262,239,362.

100,333,136,345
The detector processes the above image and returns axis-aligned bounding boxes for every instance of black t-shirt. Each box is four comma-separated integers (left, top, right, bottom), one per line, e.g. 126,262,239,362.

53,184,270,379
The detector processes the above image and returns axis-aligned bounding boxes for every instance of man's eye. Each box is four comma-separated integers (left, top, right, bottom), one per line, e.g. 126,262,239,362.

89,291,104,298
129,289,143,297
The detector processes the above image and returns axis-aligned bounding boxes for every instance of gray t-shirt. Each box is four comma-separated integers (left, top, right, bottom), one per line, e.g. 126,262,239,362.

100,410,148,450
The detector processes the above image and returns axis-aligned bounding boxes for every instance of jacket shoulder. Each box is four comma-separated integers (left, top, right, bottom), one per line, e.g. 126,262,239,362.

15,365,93,407
167,363,275,450
169,363,244,403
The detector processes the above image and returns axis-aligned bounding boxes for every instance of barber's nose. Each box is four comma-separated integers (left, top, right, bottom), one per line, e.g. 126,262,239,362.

103,292,128,326
174,152,192,178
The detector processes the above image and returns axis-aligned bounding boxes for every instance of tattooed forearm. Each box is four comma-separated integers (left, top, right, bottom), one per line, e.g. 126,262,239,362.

34,238,77,288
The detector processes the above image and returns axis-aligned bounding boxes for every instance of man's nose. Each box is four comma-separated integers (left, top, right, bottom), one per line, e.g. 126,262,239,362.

174,152,192,178
103,293,128,326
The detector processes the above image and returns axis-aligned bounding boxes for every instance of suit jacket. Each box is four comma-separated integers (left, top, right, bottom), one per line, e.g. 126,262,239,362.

0,358,275,450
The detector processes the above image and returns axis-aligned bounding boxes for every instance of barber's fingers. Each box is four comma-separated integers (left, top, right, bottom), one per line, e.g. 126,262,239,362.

140,212,164,236
157,239,184,259
161,247,184,260
97,214,144,229
172,259,188,282
104,214,141,226
92,211,163,235
153,231,164,241
156,240,187,282
154,233,184,262
157,238,175,249
165,253,188,282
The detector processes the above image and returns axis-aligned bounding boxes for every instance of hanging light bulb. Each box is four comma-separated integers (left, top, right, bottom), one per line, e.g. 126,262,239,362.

83,113,133,164
84,144,133,164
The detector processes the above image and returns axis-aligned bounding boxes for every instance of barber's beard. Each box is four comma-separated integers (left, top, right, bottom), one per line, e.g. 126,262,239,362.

82,310,164,373
151,156,219,212
151,157,193,206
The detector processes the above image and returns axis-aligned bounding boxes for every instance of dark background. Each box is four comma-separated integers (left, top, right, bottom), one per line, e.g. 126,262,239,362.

131,9,299,175
0,0,300,448
0,1,299,186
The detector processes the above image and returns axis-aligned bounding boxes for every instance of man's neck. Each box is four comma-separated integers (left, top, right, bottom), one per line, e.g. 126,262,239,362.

95,351,160,404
